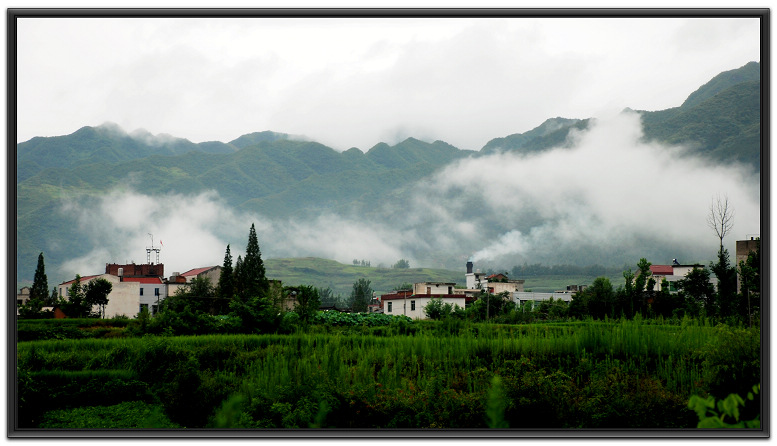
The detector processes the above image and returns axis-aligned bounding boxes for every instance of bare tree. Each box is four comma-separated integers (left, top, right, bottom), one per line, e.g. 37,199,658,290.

707,194,735,250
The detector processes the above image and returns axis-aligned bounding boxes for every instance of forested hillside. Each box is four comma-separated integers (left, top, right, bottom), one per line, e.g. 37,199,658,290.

14,62,761,287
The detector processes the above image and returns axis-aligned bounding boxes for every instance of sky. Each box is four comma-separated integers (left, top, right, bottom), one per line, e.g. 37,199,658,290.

15,12,761,152
10,5,766,283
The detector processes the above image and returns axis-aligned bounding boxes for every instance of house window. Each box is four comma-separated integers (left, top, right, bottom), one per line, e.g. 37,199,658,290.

140,288,144,296
17,299,23,307
152,305,158,315
388,302,392,312
154,288,160,296
411,300,416,311
448,286,453,294
139,303,148,314
426,287,431,295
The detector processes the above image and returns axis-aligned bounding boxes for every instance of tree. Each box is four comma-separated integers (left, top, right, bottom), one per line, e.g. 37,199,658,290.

349,278,372,313
164,276,216,314
30,252,49,303
84,278,112,318
581,277,615,319
619,268,636,318
678,267,716,317
317,287,338,308
707,194,735,251
237,224,268,300
292,285,321,324
423,297,455,320
393,259,410,269
710,247,738,320
633,258,654,316
738,240,760,326
217,244,235,312
62,275,90,318
233,255,244,298
18,296,47,319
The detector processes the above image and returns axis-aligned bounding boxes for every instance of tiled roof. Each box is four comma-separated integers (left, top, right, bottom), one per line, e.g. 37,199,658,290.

650,265,674,275
60,275,101,286
181,266,218,276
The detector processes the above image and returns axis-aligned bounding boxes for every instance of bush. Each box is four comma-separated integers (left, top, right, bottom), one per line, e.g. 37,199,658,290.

39,401,180,428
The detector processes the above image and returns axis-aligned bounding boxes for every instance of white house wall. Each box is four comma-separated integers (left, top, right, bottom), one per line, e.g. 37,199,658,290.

138,283,166,309
512,292,573,305
383,296,465,320
412,283,456,295
104,281,142,318
59,274,141,318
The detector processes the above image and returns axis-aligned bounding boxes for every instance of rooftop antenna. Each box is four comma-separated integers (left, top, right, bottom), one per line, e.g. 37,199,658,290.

146,233,161,264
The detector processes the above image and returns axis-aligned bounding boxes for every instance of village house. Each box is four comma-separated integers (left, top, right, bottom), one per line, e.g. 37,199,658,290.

381,288,465,320
58,273,143,318
57,261,181,318
380,261,530,320
646,261,706,293
736,237,760,293
513,291,574,307
16,286,31,314
465,262,525,294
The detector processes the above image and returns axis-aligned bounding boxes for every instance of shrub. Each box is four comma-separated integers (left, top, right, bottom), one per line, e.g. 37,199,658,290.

688,384,761,428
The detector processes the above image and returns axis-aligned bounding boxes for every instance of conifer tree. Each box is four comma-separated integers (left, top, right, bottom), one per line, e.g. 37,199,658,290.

31,252,48,302
239,223,268,299
233,255,244,299
711,247,737,319
218,244,234,300
49,287,58,306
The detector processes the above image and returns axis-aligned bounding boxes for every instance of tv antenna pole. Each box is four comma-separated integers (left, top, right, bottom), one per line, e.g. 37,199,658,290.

146,233,161,264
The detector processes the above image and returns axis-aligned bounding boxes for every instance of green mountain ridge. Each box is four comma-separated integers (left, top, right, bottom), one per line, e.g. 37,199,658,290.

14,62,761,287
479,62,760,170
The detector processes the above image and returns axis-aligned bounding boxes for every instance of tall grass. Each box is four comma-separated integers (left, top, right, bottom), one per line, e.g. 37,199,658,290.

16,317,759,428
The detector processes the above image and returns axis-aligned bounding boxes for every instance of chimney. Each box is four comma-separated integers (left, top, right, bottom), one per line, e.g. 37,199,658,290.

466,261,473,274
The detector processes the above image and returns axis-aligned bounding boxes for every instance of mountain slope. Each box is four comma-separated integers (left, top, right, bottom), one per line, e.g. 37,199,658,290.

16,123,239,183
13,62,761,286
480,62,760,170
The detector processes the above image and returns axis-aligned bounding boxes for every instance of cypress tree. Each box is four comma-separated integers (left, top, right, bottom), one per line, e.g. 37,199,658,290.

31,252,48,302
240,223,268,299
233,255,244,299
218,244,234,300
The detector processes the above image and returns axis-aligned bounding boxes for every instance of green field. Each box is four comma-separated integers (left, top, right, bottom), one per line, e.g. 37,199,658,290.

264,257,464,296
15,316,761,431
263,257,624,296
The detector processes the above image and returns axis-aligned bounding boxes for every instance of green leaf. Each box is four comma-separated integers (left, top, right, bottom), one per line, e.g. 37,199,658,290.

698,417,725,428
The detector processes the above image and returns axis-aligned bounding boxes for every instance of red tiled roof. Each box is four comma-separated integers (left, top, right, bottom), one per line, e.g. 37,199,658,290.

650,265,674,275
181,266,217,276
121,277,163,284
60,275,101,286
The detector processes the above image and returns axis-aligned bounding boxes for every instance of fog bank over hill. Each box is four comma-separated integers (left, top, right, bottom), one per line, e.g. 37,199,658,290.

57,111,759,282
401,111,759,269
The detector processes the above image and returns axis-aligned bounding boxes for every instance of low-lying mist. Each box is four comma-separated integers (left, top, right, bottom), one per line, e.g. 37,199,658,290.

58,111,759,281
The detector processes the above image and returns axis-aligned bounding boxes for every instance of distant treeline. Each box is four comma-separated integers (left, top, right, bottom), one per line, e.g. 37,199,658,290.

499,263,625,278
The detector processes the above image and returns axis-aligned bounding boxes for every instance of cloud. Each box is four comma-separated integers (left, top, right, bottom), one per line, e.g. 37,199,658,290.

55,110,759,281
56,188,421,280
16,17,760,152
399,111,760,268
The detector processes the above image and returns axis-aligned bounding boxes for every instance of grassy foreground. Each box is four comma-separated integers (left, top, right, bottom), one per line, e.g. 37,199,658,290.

16,317,760,430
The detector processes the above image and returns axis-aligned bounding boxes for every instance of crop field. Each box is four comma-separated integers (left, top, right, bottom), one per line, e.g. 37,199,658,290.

15,316,760,431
